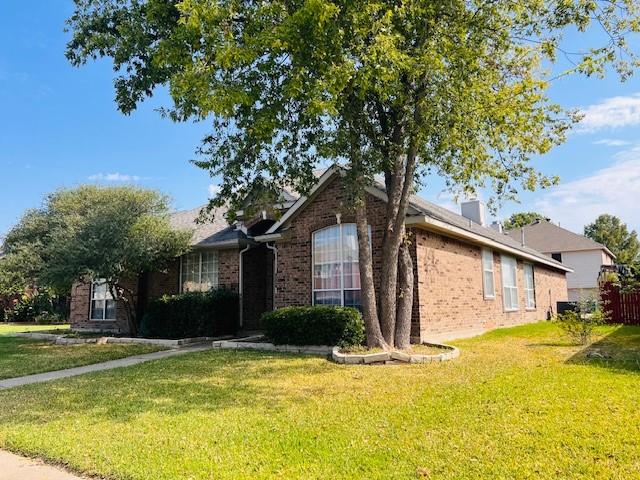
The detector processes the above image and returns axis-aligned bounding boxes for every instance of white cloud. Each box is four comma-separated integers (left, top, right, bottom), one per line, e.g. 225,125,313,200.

89,172,141,182
534,146,640,233
592,138,632,147
578,94,640,132
208,184,222,198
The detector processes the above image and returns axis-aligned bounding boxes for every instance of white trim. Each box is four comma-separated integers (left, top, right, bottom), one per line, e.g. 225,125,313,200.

253,233,283,242
406,215,573,273
179,251,219,293
524,263,536,310
265,166,341,235
501,255,519,312
311,223,363,308
481,249,495,299
89,279,117,321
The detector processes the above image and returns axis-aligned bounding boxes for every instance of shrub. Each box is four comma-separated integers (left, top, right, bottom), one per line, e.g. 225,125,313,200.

34,312,65,324
554,296,606,345
8,292,54,322
140,288,239,339
262,306,364,347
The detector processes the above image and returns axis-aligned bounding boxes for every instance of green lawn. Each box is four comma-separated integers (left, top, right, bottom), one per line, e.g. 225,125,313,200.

0,323,70,335
0,322,639,479
0,336,164,380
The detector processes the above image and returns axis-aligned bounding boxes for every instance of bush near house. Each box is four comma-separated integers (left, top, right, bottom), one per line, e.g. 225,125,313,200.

262,306,364,347
140,289,239,339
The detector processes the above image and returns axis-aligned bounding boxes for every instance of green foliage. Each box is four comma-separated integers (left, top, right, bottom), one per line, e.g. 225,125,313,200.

584,214,640,265
503,212,550,230
66,0,640,217
554,297,606,345
34,312,66,325
140,289,239,339
262,306,365,347
7,292,55,323
1,185,192,334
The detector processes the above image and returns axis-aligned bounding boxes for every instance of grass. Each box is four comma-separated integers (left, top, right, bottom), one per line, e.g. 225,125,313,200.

0,337,165,380
0,322,639,479
0,323,70,335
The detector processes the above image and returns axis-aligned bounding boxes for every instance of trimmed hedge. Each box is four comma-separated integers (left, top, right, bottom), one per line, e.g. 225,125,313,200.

262,306,364,347
140,289,239,339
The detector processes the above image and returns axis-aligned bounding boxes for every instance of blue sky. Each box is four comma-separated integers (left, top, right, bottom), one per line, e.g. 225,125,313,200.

1,1,640,238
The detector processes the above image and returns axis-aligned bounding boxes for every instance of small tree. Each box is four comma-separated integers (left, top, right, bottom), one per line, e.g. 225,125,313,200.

585,214,640,265
555,295,605,345
1,186,192,335
503,212,550,231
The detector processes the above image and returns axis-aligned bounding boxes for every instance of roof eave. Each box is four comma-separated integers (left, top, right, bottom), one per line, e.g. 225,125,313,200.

191,238,254,249
406,215,574,273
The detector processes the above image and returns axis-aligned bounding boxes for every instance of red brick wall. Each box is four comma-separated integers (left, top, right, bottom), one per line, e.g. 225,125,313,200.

69,278,137,333
69,249,241,333
413,230,568,341
273,175,389,308
272,175,567,342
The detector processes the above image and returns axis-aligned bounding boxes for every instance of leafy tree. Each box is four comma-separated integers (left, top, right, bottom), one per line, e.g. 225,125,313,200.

584,214,640,265
1,186,192,334
504,212,550,231
66,0,640,348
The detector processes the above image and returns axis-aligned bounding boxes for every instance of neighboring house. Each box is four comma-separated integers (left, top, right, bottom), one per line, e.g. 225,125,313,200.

70,167,570,342
505,220,614,302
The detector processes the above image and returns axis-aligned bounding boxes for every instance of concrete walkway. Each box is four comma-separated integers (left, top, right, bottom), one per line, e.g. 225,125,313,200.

0,449,89,479
0,343,212,390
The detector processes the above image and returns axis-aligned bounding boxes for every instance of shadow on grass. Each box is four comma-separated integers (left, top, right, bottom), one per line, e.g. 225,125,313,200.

566,325,640,374
0,349,337,428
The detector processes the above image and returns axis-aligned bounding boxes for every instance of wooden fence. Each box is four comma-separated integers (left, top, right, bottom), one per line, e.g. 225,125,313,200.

600,282,640,325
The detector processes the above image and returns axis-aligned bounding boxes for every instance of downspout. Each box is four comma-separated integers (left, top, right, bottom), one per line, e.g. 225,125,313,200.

266,242,278,310
238,244,251,329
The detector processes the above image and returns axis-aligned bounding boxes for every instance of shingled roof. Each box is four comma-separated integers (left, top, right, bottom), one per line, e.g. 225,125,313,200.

262,166,571,272
505,220,615,258
169,205,248,248
405,196,571,268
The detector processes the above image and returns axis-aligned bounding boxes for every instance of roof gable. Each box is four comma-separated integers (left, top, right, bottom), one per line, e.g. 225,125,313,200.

261,167,571,272
505,220,615,258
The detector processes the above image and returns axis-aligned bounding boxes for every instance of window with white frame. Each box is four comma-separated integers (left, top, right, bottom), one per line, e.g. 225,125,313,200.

312,224,366,310
481,249,495,299
501,255,519,311
180,251,219,292
524,263,536,309
90,279,117,321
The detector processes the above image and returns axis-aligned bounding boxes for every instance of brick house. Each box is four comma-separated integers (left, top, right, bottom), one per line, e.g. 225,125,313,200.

70,166,569,341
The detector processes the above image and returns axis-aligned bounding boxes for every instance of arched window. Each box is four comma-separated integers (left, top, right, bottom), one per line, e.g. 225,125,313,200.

312,224,363,309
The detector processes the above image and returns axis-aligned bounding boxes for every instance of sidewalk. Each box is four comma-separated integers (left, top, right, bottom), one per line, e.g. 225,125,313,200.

0,343,212,390
0,449,88,480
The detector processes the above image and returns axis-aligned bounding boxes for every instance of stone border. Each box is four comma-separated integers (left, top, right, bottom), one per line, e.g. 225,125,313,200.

331,342,460,365
212,336,333,355
8,332,234,348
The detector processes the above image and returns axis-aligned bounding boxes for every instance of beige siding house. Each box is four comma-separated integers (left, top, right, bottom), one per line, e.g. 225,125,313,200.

506,220,615,302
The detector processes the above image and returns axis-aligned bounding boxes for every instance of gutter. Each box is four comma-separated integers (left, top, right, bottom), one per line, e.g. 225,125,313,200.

405,215,574,273
253,233,283,242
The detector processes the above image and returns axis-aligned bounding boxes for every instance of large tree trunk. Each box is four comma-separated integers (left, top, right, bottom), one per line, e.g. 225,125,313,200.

355,185,387,349
395,230,414,350
377,146,418,348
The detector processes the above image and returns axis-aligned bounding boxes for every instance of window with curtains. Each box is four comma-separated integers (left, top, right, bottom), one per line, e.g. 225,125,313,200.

312,224,365,310
524,263,536,309
90,280,117,321
481,249,495,299
501,255,519,311
180,251,219,292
